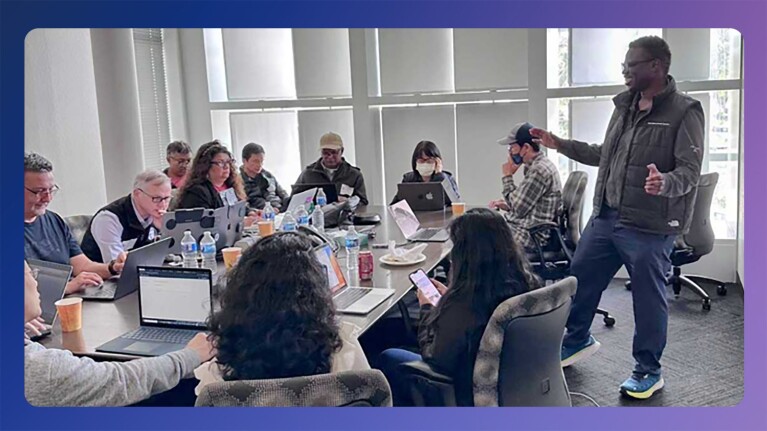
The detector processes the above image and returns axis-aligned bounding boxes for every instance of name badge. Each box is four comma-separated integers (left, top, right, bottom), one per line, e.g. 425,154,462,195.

219,188,238,206
340,184,354,197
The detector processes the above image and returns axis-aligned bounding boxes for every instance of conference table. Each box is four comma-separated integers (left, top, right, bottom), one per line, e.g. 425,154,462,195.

41,205,461,360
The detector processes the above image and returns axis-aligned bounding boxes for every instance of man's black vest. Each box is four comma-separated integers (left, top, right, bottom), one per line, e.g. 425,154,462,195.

81,195,156,263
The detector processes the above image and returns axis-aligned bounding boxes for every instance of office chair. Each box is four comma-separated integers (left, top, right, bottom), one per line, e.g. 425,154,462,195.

399,277,577,407
63,214,93,246
527,171,615,326
625,172,725,311
195,369,392,407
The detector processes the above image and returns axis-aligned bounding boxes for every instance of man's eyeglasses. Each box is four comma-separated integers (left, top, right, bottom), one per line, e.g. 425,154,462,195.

169,157,191,166
210,160,234,169
138,189,172,204
622,58,655,71
25,185,60,198
321,149,341,156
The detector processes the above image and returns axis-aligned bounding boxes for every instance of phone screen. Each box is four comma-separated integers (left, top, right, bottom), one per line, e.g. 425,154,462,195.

409,269,441,306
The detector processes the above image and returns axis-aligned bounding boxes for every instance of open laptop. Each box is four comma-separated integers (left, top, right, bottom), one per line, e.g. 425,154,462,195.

397,182,447,211
285,187,318,215
96,266,212,357
314,244,395,315
291,183,339,204
161,201,246,255
388,199,449,242
70,237,172,301
27,260,72,340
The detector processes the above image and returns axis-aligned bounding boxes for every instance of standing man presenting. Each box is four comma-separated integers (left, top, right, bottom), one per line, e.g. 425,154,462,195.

532,36,704,399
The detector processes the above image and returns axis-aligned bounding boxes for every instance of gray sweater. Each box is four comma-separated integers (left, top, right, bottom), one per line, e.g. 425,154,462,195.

24,341,201,407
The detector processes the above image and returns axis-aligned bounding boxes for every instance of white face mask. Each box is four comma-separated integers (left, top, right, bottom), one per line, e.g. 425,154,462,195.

416,162,436,177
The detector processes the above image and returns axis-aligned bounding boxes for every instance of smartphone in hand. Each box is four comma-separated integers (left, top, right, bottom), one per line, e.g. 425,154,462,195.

409,268,442,306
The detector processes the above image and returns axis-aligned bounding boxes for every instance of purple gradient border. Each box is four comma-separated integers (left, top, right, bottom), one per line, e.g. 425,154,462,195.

1,0,765,430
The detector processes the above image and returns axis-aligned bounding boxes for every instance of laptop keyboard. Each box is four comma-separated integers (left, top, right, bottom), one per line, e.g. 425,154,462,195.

123,327,197,344
335,288,372,310
413,229,439,240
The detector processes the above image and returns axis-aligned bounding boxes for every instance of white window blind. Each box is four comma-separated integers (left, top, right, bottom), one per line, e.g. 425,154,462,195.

133,28,171,171
378,29,454,95
221,29,296,100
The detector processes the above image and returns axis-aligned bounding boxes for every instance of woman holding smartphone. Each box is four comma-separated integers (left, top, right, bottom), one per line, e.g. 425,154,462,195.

377,208,541,406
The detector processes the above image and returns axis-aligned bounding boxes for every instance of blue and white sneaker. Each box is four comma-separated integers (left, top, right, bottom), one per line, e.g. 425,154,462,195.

619,374,665,399
561,335,601,367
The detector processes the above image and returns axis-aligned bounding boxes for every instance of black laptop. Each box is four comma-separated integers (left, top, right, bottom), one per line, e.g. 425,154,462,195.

27,260,72,340
96,266,212,357
70,237,172,301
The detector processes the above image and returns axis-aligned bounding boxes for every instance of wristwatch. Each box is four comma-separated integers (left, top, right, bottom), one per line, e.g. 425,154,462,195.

108,259,118,276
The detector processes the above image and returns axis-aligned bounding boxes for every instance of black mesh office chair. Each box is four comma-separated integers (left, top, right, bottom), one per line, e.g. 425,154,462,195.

399,277,577,406
527,171,615,326
626,172,725,310
64,214,93,246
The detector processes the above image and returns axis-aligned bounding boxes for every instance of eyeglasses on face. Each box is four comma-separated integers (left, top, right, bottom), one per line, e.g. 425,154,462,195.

138,188,172,204
25,184,60,198
621,58,656,71
169,156,191,166
210,159,234,169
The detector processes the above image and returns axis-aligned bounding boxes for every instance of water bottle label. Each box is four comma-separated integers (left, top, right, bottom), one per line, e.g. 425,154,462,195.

298,216,309,225
202,244,216,254
283,223,296,231
317,197,327,206
182,243,198,253
345,239,359,248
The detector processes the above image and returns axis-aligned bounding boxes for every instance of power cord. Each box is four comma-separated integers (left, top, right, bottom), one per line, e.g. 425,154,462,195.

569,391,600,407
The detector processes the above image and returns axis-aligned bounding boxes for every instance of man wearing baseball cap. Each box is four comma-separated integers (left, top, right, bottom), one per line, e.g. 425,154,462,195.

294,132,368,205
489,122,562,250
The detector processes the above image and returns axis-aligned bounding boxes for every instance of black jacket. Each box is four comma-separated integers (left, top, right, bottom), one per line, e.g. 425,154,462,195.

175,181,224,210
390,170,461,206
295,158,368,206
240,167,289,210
81,195,156,263
558,76,704,235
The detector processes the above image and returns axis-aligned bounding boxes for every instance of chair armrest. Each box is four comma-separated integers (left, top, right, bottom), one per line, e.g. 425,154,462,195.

399,361,457,406
399,361,454,385
527,221,559,236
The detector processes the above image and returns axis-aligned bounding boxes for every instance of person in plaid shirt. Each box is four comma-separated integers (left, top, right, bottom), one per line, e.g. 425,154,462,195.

489,122,562,250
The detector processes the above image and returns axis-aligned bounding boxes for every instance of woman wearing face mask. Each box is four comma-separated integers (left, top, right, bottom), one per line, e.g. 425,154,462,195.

390,140,461,206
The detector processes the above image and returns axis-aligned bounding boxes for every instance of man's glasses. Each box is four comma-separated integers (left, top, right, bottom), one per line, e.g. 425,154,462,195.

25,185,60,198
169,157,191,166
621,58,655,71
210,160,234,169
138,189,172,204
321,149,341,156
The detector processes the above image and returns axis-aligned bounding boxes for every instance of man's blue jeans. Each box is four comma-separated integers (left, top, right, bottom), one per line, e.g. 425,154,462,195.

563,207,675,376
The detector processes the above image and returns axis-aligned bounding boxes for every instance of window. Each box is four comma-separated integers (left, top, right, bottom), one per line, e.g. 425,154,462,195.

133,28,171,171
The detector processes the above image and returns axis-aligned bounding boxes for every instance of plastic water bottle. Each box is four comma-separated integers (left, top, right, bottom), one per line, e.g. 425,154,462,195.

282,211,297,232
263,202,275,222
181,230,199,268
200,231,217,273
345,226,360,270
316,188,327,207
312,205,325,234
296,205,310,228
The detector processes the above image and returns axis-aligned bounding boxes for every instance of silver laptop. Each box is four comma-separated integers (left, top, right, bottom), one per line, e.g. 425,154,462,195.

95,266,212,357
314,244,395,315
388,199,449,242
161,201,247,255
397,182,446,211
27,260,72,339
71,237,172,301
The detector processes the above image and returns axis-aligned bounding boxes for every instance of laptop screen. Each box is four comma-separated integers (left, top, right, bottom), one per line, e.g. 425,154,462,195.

313,244,347,294
28,260,72,324
389,199,421,238
137,267,212,328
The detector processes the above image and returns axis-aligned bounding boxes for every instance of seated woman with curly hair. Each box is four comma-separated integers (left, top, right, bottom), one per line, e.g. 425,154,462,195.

194,232,368,393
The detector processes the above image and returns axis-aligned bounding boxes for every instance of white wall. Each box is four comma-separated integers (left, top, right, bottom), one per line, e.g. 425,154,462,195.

25,29,107,216
90,29,145,202
737,49,745,286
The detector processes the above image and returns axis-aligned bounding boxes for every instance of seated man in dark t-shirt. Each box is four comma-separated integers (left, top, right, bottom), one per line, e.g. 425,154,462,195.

24,153,127,294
